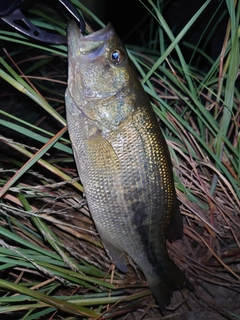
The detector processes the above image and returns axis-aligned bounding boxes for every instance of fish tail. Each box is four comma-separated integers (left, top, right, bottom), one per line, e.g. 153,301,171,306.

147,279,172,314
147,260,193,313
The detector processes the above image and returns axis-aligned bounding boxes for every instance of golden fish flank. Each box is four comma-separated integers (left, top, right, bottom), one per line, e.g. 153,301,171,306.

65,20,192,313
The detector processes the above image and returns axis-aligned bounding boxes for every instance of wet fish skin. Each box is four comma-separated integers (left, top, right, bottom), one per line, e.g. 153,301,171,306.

65,20,192,313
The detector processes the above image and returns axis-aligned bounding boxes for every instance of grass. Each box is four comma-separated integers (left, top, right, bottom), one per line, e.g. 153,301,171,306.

0,0,239,318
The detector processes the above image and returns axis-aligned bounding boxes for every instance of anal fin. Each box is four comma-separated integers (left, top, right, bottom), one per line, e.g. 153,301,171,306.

98,231,127,273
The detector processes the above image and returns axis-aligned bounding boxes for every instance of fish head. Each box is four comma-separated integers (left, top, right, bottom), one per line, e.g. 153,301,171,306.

67,20,140,131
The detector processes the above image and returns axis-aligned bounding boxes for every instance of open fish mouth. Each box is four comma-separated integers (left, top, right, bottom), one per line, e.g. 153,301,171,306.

68,20,114,58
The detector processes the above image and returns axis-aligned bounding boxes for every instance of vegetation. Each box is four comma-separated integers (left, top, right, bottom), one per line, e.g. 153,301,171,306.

0,0,239,318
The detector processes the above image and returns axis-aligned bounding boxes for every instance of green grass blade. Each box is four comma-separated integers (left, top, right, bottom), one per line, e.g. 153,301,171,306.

0,279,101,317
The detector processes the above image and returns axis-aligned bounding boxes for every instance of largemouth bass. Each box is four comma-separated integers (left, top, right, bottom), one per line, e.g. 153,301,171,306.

65,20,192,313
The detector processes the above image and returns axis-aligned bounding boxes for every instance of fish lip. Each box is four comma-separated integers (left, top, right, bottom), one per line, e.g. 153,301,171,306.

80,23,113,43
67,20,114,55
83,89,120,100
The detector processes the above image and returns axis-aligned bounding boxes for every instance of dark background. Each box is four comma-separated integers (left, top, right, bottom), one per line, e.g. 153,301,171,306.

0,0,228,63
106,0,227,61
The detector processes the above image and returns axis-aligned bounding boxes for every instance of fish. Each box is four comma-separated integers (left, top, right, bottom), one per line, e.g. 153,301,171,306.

65,20,193,313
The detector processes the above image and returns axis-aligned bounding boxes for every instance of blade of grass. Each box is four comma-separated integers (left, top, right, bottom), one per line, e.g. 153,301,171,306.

141,0,211,95
0,119,72,154
0,58,66,125
0,137,83,193
0,279,101,317
0,31,67,55
0,110,70,145
19,194,82,273
0,127,68,197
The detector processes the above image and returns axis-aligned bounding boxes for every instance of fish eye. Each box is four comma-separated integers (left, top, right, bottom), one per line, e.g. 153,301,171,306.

110,49,124,65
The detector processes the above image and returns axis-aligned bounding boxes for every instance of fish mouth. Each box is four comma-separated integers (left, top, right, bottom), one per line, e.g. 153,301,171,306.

67,20,114,57
83,88,120,100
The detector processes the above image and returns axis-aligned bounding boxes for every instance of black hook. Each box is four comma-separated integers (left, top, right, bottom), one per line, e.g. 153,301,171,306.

58,0,85,34
1,0,85,44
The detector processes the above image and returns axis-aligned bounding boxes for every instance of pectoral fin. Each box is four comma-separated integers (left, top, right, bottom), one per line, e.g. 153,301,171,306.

98,231,127,273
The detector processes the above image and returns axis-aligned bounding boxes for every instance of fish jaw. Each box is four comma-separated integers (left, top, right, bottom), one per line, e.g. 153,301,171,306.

67,21,115,109
67,21,114,56
67,21,115,107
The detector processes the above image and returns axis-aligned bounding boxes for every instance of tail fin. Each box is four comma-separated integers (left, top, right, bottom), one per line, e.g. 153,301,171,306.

147,261,193,314
147,278,172,314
